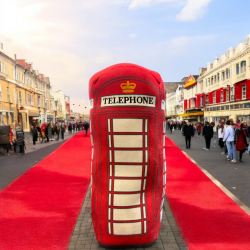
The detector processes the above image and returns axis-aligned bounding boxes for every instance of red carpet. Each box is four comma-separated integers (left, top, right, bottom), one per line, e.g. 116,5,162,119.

0,132,91,250
165,137,250,250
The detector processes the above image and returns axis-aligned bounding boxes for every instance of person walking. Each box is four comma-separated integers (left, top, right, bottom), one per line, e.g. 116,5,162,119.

223,122,237,163
183,121,194,149
60,123,65,140
235,123,248,162
211,122,217,147
202,122,213,150
31,125,38,149
197,122,202,135
84,122,90,137
68,123,72,134
218,123,225,153
169,121,174,134
45,123,49,143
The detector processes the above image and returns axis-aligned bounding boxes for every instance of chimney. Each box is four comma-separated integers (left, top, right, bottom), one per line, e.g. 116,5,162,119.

228,47,234,58
14,54,17,60
246,34,250,45
0,43,3,51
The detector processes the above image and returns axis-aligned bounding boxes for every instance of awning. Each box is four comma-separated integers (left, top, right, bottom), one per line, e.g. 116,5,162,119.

20,106,39,117
179,111,204,117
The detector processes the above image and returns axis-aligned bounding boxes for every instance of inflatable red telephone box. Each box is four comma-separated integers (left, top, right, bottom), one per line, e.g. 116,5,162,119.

89,63,166,248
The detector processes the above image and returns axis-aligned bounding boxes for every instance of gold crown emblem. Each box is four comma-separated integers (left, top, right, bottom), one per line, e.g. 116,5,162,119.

120,81,136,93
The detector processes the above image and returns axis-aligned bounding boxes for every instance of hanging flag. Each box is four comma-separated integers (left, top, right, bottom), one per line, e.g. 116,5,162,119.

184,74,197,89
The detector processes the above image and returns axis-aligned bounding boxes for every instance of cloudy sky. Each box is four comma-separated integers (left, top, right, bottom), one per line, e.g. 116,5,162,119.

0,0,250,113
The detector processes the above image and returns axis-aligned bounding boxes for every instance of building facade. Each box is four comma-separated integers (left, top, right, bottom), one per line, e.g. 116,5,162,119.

198,34,250,125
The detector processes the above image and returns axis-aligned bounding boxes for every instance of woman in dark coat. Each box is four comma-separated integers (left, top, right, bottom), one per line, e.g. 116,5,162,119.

235,123,248,162
31,126,38,149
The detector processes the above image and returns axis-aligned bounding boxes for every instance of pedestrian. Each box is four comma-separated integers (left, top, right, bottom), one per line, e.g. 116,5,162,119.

223,122,237,163
218,123,225,153
16,124,25,155
235,123,248,162
183,121,194,149
36,124,41,142
45,123,50,142
211,122,217,147
31,125,38,149
47,123,52,141
202,122,213,150
60,123,65,140
84,122,89,137
169,121,174,134
197,122,202,135
68,123,72,134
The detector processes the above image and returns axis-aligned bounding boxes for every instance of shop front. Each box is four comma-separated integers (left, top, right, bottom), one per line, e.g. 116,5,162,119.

19,106,40,142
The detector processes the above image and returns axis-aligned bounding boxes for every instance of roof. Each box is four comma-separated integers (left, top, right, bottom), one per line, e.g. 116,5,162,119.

164,82,185,93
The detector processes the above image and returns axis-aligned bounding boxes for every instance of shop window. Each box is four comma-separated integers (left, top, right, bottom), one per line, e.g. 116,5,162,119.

222,71,225,81
217,106,221,111
220,91,224,102
242,85,246,100
236,64,240,75
213,91,216,103
0,113,3,124
225,105,229,110
221,106,225,110
241,61,246,73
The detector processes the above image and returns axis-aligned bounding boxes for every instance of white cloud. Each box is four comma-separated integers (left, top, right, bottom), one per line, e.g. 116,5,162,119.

176,0,212,21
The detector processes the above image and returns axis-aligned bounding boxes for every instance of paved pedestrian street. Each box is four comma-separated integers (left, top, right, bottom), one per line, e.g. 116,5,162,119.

167,128,250,210
68,188,187,250
1,130,250,249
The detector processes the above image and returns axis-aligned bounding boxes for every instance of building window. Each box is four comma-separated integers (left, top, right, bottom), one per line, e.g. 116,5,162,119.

241,61,246,73
214,75,217,83
226,89,229,102
226,69,230,79
7,87,10,102
242,85,246,100
213,91,216,103
221,90,224,102
230,86,234,101
0,61,3,72
5,65,8,75
211,77,214,85
19,92,22,104
37,96,41,107
236,64,240,75
206,95,209,104
16,71,20,81
0,84,2,101
217,73,220,82
200,96,203,106
222,71,225,81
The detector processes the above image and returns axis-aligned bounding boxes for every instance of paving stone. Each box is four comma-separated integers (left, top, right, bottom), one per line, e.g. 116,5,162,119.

68,187,187,250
